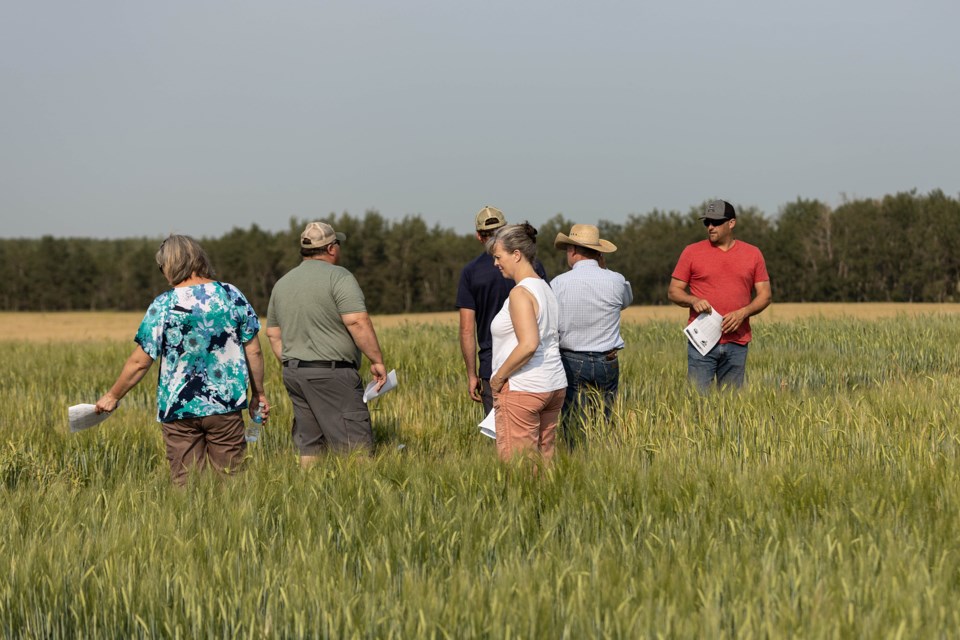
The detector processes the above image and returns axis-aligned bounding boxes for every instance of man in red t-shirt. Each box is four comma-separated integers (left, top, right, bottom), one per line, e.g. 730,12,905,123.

668,200,772,390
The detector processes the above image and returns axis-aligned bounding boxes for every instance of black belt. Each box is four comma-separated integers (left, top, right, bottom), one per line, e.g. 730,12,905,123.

284,360,356,369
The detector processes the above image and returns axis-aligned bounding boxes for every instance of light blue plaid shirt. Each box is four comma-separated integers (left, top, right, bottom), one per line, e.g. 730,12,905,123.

551,260,633,352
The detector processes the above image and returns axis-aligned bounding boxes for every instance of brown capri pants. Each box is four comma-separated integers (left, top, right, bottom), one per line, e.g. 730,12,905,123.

282,362,374,455
493,383,566,463
161,411,246,486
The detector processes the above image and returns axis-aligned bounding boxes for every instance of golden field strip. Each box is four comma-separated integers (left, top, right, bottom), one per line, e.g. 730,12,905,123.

4,302,960,342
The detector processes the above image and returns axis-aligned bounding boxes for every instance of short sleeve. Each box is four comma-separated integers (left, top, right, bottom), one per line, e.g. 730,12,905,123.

671,247,694,283
266,290,278,328
135,294,169,359
332,271,367,314
455,266,475,310
753,251,770,284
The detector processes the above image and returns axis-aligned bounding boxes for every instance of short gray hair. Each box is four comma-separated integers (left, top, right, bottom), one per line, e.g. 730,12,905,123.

486,222,539,263
156,234,215,284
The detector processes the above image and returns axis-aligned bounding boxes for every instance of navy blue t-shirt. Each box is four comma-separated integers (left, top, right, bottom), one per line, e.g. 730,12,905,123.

455,253,547,379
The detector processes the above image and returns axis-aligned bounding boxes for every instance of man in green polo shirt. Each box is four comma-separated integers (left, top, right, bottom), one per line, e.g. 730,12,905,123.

266,221,388,467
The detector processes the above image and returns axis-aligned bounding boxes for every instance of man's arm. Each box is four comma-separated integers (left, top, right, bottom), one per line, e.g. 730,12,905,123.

458,308,483,403
622,280,634,309
265,326,283,362
667,277,712,314
243,335,270,422
720,281,773,334
342,311,387,390
95,346,154,414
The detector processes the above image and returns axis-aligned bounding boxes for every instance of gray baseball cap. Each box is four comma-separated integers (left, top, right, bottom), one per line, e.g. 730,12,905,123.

700,200,737,221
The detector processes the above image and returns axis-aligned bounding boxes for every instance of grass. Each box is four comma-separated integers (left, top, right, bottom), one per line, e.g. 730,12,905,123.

2,312,960,637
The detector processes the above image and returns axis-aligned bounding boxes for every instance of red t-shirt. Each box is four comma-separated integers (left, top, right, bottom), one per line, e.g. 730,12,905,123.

671,239,769,345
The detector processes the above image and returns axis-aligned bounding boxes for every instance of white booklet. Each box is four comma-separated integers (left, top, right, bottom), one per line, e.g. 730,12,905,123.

684,309,724,356
363,369,398,403
68,404,113,433
479,409,496,439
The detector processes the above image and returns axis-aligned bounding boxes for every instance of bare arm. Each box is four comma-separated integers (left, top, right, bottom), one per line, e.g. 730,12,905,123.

265,326,283,362
721,281,773,334
243,335,270,422
95,346,154,414
489,288,540,393
458,308,483,403
667,277,712,314
342,311,387,390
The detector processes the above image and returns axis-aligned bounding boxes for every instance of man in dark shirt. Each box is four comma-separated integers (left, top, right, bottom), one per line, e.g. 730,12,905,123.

456,206,546,415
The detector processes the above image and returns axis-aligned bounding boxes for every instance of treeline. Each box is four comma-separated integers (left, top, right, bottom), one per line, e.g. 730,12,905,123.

1,190,958,314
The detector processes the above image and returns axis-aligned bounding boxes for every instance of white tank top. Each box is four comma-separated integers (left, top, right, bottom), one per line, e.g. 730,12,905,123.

490,277,567,393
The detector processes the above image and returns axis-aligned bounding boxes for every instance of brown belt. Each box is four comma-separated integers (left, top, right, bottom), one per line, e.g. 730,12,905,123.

560,349,619,361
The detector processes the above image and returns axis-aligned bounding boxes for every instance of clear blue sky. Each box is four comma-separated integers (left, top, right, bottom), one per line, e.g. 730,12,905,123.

2,0,958,239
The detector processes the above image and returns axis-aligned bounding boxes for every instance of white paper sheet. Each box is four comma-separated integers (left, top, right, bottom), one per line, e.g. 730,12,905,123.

684,309,724,356
363,369,398,403
68,404,112,433
479,409,496,439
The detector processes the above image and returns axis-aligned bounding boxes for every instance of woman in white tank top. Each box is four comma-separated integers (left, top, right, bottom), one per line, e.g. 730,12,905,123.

487,223,567,465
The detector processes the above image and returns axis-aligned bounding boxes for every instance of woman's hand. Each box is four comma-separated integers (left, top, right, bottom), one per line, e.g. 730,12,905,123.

95,393,119,415
490,374,506,393
249,392,270,422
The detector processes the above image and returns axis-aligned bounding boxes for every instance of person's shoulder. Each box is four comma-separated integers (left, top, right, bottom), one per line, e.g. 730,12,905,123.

605,268,628,283
216,280,241,294
734,240,765,256
681,239,715,255
142,290,173,322
330,263,358,279
464,252,491,271
149,288,173,303
510,280,534,299
147,289,175,309
215,281,253,302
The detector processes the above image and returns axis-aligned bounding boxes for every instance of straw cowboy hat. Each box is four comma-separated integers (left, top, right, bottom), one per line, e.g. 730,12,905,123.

554,224,617,253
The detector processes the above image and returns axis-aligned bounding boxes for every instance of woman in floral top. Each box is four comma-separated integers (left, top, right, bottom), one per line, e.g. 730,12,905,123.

95,235,270,485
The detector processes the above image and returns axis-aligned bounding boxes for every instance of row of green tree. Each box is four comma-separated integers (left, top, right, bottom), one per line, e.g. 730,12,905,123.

1,190,958,314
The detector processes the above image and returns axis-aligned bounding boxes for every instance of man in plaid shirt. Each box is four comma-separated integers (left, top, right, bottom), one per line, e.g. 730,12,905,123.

551,224,633,446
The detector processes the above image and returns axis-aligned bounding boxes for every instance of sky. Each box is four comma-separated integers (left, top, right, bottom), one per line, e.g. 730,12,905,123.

2,0,958,239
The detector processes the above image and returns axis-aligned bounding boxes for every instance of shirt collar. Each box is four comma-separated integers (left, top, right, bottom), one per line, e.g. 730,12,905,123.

571,259,600,270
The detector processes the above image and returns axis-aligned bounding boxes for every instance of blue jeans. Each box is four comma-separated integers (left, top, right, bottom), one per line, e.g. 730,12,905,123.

560,350,619,445
687,342,749,392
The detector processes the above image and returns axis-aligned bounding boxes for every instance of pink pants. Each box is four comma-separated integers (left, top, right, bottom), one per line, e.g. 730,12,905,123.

493,384,566,463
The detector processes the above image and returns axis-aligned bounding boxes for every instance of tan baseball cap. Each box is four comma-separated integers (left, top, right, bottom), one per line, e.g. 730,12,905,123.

475,206,507,232
300,221,346,249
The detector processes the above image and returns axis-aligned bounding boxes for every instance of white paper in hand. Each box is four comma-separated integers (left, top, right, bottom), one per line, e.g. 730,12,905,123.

479,409,496,439
68,404,112,433
363,369,398,403
684,309,724,356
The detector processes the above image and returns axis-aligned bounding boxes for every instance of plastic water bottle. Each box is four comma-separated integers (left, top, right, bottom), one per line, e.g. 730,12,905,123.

246,402,264,443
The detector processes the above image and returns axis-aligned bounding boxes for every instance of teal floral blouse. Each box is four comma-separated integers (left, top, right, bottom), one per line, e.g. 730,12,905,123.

136,282,260,422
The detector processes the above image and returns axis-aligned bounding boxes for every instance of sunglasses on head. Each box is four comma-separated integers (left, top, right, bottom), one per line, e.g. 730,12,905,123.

703,218,731,228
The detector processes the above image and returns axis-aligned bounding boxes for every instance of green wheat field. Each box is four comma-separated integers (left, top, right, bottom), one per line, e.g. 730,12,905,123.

3,313,960,638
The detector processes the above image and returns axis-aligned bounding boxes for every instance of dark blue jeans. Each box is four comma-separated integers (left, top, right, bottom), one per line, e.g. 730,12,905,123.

560,350,619,446
687,342,749,392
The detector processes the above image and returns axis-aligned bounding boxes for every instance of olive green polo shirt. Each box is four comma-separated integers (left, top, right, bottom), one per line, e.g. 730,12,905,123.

266,260,367,365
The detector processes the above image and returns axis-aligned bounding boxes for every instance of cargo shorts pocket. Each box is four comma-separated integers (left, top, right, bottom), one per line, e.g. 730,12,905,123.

340,410,374,450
